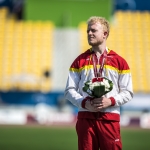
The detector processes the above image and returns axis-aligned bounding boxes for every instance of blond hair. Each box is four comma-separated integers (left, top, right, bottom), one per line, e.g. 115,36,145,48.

87,16,110,38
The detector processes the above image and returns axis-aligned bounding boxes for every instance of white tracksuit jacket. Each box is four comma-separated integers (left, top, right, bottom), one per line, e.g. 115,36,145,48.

64,48,133,121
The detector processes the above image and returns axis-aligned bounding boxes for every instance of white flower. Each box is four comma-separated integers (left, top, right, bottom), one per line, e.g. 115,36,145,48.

88,79,111,92
82,77,113,98
89,82,99,90
103,79,110,91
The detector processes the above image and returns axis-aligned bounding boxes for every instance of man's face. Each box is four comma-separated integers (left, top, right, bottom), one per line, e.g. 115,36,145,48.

87,22,106,46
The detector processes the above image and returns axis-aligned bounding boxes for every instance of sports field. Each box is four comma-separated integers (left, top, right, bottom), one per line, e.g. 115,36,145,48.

0,125,149,150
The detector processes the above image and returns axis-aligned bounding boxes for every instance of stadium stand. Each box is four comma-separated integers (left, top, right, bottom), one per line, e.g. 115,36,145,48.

0,7,54,92
1,6,150,94
79,11,150,93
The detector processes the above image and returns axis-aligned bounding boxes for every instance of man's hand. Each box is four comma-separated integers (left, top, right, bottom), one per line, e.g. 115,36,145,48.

91,97,112,111
85,99,98,112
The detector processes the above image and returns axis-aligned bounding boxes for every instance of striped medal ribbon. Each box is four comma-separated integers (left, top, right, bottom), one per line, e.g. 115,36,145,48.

92,49,107,78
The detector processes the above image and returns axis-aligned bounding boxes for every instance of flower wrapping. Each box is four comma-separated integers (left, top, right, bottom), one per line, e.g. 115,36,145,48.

82,77,113,98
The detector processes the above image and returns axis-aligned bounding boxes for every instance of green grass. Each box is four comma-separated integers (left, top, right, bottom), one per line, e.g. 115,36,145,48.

0,125,78,150
121,128,150,150
0,125,150,150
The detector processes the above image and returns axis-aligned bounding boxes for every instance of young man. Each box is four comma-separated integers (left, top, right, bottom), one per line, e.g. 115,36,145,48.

64,16,133,150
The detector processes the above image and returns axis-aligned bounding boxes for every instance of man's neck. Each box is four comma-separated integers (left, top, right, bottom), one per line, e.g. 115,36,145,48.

92,44,106,56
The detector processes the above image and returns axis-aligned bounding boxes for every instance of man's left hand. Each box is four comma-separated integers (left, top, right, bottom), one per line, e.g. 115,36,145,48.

91,97,112,111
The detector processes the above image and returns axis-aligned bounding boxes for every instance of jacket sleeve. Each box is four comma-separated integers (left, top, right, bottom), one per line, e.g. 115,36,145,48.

64,70,85,108
113,72,133,106
64,57,85,108
110,58,134,106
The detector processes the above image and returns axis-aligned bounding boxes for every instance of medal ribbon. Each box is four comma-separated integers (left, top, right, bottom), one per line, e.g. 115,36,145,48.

92,49,107,78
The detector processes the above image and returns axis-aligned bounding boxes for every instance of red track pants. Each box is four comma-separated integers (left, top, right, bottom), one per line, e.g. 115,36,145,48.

76,112,122,150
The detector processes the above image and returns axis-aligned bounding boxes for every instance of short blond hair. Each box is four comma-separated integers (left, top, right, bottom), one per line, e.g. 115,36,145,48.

87,16,110,38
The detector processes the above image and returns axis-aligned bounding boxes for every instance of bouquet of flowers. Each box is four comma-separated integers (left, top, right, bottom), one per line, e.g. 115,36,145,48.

83,77,113,98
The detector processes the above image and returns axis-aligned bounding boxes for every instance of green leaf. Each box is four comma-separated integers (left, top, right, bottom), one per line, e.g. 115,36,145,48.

82,85,93,96
82,85,89,92
93,85,105,98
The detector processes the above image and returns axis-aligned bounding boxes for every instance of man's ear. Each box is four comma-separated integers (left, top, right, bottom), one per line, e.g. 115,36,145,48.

103,31,108,39
104,31,108,36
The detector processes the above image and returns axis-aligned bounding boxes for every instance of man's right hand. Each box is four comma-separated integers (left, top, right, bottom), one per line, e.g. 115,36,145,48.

85,99,99,112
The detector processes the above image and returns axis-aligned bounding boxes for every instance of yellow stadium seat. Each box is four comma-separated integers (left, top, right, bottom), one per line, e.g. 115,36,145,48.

0,12,55,91
79,11,150,93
